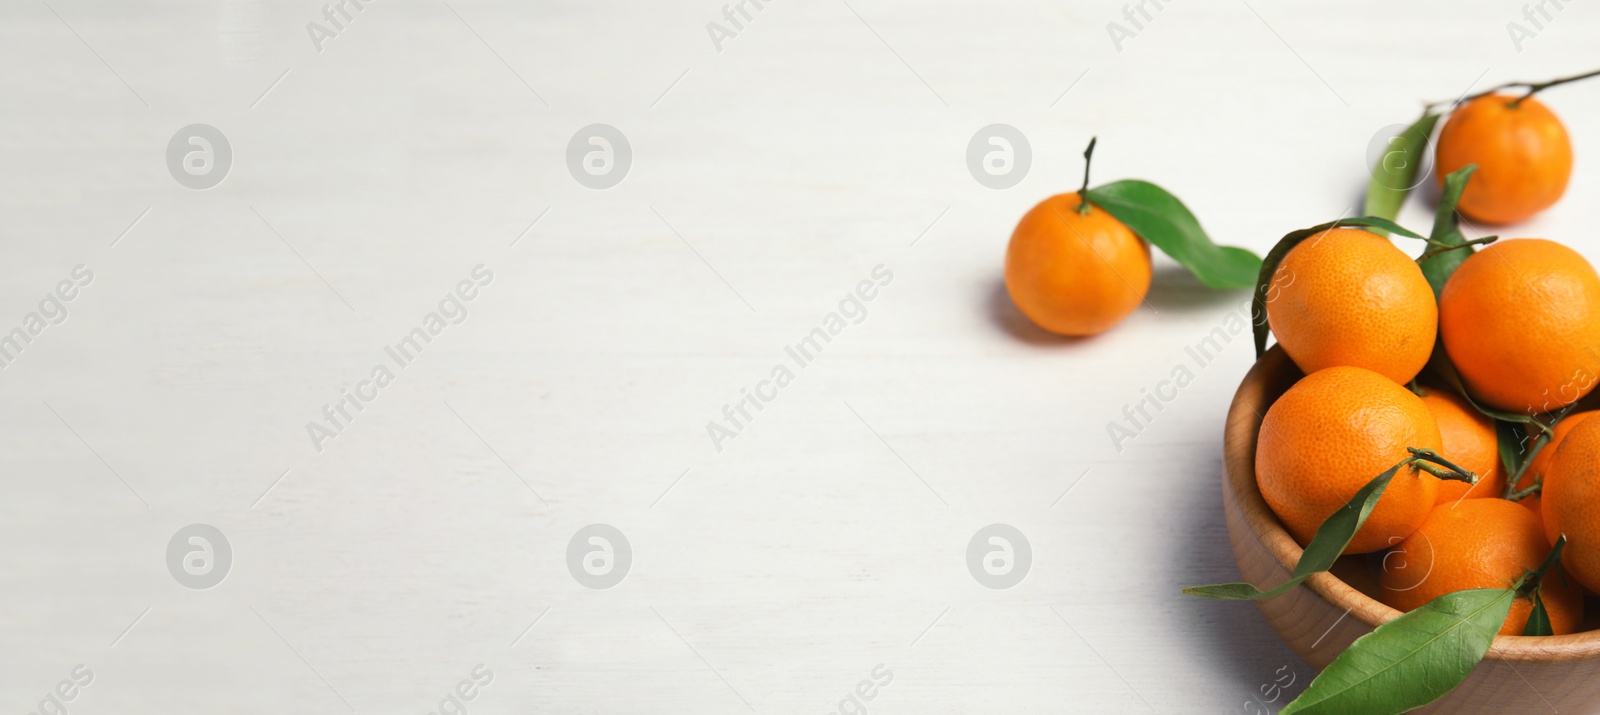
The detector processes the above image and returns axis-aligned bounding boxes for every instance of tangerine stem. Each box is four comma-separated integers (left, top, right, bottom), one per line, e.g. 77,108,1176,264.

1516,535,1567,595
1407,447,1467,472
1417,235,1498,262
1502,403,1579,499
1426,68,1600,111
1511,68,1600,108
1506,478,1543,502
1406,448,1478,484
1506,429,1551,499
1527,414,1558,439
1076,136,1098,216
1412,461,1477,484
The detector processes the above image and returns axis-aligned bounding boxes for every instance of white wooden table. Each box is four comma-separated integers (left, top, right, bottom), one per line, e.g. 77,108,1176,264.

3,1,1597,712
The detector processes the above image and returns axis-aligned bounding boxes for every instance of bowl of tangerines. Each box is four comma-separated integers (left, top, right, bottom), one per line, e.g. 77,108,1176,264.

1195,81,1600,714
1001,71,1600,714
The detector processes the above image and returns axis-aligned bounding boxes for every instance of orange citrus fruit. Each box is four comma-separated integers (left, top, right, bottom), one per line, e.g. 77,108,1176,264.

1541,414,1600,592
1439,239,1600,414
1378,498,1582,635
1435,93,1572,225
1257,366,1442,554
1515,410,1597,527
1005,194,1150,336
1417,386,1504,503
1265,228,1436,385
1522,494,1545,525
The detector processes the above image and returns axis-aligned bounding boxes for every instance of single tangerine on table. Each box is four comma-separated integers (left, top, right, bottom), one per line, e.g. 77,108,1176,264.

1378,498,1583,635
1417,386,1504,503
1435,93,1572,225
1257,366,1442,554
1265,228,1436,385
1004,193,1151,336
1439,239,1600,414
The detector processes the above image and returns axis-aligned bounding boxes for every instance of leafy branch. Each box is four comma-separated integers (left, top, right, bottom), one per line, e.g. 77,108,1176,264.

1278,537,1570,714
1184,449,1474,601
1426,68,1600,112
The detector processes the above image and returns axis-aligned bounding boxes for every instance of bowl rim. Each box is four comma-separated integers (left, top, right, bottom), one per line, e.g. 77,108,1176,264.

1227,346,1600,662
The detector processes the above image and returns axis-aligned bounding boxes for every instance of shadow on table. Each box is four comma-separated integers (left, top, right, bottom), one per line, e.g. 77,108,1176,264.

983,278,1096,347
1169,453,1308,702
986,269,1252,347
1145,265,1252,315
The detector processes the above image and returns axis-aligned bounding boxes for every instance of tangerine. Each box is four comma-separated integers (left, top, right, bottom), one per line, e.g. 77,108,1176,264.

1005,194,1151,336
1377,498,1582,635
1435,93,1572,225
1515,410,1597,527
1257,366,1442,554
1417,386,1504,503
1439,239,1600,413
1265,228,1436,385
1540,414,1600,592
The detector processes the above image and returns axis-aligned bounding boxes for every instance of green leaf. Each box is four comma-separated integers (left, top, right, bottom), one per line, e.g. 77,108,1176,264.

1280,588,1514,715
1250,216,1421,358
1341,216,1425,240
1523,590,1553,636
1084,180,1262,289
1418,165,1481,299
1364,113,1441,227
1495,420,1525,483
1184,460,1406,600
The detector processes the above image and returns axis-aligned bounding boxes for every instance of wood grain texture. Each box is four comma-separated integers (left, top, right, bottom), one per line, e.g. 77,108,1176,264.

1224,347,1600,713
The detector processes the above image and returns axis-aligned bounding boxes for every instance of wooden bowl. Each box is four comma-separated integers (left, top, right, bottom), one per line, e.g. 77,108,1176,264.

1223,346,1600,713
